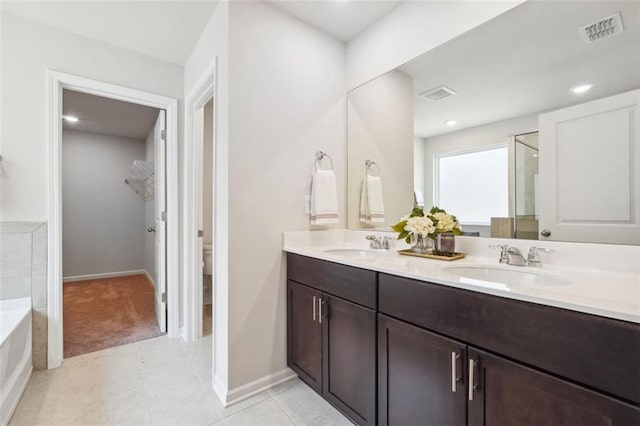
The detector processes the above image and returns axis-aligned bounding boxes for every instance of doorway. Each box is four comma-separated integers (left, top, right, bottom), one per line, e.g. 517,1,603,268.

47,71,179,368
201,99,214,338
60,90,167,357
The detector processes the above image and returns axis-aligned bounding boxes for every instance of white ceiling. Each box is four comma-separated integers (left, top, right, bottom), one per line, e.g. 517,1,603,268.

267,0,403,42
398,1,640,139
0,1,218,65
63,90,160,140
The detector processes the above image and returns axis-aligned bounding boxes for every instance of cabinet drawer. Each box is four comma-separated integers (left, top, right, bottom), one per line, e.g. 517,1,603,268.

287,253,377,309
379,273,640,405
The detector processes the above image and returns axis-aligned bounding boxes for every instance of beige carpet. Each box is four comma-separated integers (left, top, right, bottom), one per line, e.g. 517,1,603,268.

63,274,162,358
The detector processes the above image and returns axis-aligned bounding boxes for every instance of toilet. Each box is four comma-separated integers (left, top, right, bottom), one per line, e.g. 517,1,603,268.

203,244,213,305
203,244,213,276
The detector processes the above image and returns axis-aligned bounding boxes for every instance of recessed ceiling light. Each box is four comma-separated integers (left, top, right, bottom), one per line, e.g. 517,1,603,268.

445,120,457,126
62,115,79,123
571,84,593,94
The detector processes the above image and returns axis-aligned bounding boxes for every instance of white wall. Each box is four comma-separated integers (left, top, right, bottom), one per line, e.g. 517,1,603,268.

0,12,183,222
345,1,525,90
227,1,346,389
183,0,229,393
144,128,155,284
414,136,425,200
347,69,414,228
62,130,146,277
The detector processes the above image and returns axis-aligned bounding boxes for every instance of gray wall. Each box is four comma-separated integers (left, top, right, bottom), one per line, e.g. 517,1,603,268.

62,129,146,278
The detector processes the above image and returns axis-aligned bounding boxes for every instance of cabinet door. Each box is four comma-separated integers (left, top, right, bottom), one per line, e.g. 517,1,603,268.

468,347,640,426
323,295,376,425
378,314,467,426
287,280,322,393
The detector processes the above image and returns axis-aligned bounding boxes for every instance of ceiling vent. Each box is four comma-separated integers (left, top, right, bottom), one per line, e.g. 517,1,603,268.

579,13,624,44
419,86,456,102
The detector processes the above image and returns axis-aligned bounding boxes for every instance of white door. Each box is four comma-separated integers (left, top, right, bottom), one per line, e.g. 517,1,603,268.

538,89,640,244
154,110,167,332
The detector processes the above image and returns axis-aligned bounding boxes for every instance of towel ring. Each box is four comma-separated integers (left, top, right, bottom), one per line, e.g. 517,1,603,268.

365,159,380,176
315,151,334,171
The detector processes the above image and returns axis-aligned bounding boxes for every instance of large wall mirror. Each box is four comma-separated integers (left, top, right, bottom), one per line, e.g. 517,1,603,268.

347,0,640,245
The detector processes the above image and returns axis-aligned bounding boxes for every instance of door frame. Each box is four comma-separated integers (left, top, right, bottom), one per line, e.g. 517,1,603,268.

46,70,180,368
184,63,216,341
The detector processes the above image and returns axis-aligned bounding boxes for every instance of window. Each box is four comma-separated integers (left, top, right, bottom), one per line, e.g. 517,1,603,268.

434,145,508,225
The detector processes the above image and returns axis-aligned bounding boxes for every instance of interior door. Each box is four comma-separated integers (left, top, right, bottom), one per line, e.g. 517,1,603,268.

154,110,167,333
538,89,640,244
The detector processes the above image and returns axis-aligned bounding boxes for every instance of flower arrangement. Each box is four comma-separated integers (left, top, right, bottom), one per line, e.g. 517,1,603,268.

392,206,462,244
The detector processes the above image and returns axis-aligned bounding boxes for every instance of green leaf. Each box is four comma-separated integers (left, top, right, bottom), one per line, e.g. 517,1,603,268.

391,221,407,233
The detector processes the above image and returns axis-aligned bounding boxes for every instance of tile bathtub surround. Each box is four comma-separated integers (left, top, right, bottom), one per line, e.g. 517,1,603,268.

0,221,48,369
9,334,353,426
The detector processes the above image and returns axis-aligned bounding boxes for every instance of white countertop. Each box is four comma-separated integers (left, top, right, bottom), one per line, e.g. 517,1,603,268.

283,231,640,324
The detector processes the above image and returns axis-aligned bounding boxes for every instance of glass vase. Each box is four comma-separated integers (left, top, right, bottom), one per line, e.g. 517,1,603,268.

434,233,456,256
410,234,431,253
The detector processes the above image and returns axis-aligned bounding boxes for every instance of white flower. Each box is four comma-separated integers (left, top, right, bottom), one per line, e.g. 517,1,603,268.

404,216,436,237
433,212,457,233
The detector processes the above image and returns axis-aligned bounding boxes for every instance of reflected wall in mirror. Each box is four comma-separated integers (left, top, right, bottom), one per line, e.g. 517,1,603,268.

347,0,640,245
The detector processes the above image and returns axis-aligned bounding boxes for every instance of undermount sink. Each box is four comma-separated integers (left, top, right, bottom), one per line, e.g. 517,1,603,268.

442,265,571,288
324,249,388,259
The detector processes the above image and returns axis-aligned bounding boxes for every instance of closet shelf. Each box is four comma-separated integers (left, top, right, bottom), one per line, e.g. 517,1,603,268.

124,160,154,201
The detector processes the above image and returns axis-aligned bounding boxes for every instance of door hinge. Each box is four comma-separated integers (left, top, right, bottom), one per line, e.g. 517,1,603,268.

161,130,166,141
161,211,167,222
198,230,204,237
161,292,167,303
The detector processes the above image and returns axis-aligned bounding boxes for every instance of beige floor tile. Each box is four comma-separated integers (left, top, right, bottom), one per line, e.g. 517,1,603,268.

148,393,222,425
273,380,353,426
82,392,151,425
86,351,142,386
84,371,147,403
143,367,209,404
10,389,84,425
222,399,294,426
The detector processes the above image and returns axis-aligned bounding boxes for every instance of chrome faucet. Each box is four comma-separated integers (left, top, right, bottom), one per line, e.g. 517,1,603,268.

366,235,391,250
527,247,554,267
490,244,555,266
489,244,526,266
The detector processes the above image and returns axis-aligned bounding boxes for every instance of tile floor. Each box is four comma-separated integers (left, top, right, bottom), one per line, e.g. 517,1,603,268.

10,305,353,425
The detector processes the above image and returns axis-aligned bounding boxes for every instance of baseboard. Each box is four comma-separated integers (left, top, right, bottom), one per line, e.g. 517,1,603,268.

214,368,297,408
143,270,155,287
63,270,147,283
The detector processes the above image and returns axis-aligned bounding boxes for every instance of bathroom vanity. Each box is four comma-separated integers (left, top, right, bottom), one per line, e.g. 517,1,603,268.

285,246,640,426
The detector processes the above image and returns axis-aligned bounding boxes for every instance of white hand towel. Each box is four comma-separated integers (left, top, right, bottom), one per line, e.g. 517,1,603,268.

360,174,385,224
310,169,339,225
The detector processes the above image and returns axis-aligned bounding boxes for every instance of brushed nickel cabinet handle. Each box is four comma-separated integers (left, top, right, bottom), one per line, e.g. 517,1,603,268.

451,352,459,392
468,359,475,401
312,296,317,322
318,298,323,324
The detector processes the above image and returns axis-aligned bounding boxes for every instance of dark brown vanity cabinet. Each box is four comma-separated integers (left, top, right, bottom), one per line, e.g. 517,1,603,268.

378,273,640,426
287,254,377,425
379,314,639,425
378,315,467,426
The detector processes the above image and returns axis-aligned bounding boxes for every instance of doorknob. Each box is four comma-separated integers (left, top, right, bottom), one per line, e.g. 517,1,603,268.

147,227,156,233
540,229,551,237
